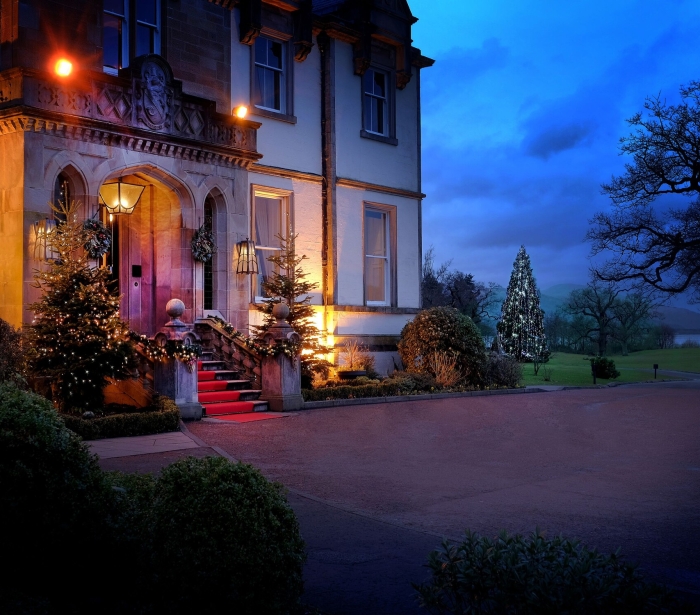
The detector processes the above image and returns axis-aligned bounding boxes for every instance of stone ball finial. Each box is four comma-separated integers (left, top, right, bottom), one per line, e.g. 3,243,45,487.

166,298,186,320
272,302,290,321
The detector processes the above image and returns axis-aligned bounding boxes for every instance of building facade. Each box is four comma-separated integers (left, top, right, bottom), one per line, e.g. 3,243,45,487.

0,0,432,373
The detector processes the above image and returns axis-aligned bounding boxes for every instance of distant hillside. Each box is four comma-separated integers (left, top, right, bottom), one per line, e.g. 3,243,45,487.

542,284,585,298
655,306,700,332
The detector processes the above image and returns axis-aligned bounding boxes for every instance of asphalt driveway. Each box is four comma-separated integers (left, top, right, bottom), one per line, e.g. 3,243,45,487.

187,380,700,614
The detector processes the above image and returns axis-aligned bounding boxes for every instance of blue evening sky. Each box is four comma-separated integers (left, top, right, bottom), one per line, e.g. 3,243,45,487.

410,0,700,302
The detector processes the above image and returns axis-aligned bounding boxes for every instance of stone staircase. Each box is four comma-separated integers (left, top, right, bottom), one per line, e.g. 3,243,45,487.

198,350,268,416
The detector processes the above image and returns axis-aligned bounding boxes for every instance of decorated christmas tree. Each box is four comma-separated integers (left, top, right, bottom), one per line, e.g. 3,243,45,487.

28,200,135,412
497,246,548,361
252,231,330,385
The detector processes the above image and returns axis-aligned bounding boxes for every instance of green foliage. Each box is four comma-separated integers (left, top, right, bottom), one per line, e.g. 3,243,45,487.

252,232,330,382
61,395,180,440
121,456,306,614
590,356,621,379
27,200,136,412
414,529,689,615
398,306,486,386
0,384,306,614
303,371,449,401
497,246,549,362
0,382,126,613
482,352,523,388
0,318,28,384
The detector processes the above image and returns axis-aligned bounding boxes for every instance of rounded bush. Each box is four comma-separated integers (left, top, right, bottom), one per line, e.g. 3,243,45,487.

483,352,523,388
0,382,120,611
415,529,689,614
148,456,306,614
398,307,486,386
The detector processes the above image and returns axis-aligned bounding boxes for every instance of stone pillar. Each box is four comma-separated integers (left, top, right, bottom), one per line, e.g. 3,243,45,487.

261,303,303,411
153,299,203,421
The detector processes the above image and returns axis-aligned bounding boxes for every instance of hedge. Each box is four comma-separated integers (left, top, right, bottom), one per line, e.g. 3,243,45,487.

61,395,180,440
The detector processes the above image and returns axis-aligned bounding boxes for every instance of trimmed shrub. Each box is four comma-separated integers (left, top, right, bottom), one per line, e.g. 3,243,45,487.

0,318,28,384
590,356,621,379
134,456,305,614
398,307,486,386
0,382,126,613
61,394,180,440
303,380,415,401
483,352,523,388
415,529,690,614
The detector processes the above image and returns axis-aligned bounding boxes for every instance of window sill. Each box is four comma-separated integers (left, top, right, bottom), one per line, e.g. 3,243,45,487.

360,130,398,146
252,107,297,124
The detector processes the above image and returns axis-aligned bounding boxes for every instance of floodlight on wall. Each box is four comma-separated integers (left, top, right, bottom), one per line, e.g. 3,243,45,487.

33,218,58,262
233,105,248,119
99,180,145,215
235,238,258,274
54,58,73,77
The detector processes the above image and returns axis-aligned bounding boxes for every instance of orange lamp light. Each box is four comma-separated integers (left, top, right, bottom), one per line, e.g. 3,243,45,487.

233,105,248,119
54,58,73,77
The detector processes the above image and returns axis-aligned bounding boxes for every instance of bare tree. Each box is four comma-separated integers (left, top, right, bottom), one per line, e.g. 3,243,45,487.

564,278,622,356
609,293,655,355
589,81,700,302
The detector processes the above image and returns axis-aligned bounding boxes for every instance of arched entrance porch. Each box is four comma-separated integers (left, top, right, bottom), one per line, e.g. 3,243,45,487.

100,168,195,336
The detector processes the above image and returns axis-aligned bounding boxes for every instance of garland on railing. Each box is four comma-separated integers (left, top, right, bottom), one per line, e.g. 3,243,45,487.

209,316,301,358
130,332,203,372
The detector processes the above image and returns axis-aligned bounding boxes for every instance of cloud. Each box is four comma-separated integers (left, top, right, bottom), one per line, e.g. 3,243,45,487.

522,122,595,159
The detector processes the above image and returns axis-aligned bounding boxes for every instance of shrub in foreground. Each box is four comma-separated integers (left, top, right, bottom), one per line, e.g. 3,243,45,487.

414,529,689,615
398,307,486,386
0,382,125,613
0,318,28,384
130,456,306,614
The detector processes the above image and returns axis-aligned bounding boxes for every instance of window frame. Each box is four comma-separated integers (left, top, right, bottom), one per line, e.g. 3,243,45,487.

103,0,162,75
250,31,296,124
251,186,293,304
360,67,398,146
363,202,397,307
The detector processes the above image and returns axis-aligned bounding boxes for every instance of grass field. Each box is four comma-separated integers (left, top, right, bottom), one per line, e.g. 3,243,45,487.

520,348,700,387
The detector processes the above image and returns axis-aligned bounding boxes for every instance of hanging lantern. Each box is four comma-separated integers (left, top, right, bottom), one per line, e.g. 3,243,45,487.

99,180,145,215
33,218,58,261
235,238,258,274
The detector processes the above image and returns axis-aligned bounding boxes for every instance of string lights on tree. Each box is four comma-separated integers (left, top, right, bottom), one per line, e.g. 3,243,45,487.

28,199,135,412
497,246,549,362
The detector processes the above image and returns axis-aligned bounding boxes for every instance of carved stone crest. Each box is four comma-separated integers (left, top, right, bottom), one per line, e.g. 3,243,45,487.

133,55,173,131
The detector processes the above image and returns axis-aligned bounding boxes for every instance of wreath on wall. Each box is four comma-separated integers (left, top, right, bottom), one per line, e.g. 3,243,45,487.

191,224,218,263
82,219,112,259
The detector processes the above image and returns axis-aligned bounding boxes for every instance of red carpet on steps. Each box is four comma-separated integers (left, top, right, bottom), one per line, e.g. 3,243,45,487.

198,380,230,392
204,401,256,415
213,413,286,423
199,390,241,403
198,371,218,381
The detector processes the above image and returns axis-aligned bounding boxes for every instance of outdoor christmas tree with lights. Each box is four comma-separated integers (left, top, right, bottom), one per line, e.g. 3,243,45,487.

253,231,330,385
28,200,135,412
497,245,549,361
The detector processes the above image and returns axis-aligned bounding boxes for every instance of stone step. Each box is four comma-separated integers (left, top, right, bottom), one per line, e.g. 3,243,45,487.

198,389,261,403
197,360,227,371
197,370,241,382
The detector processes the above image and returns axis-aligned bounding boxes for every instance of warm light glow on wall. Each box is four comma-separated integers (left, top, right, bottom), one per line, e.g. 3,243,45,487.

233,105,248,119
54,58,73,77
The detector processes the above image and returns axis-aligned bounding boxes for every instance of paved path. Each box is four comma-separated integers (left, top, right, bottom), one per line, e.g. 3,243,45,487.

185,380,700,614
88,431,199,459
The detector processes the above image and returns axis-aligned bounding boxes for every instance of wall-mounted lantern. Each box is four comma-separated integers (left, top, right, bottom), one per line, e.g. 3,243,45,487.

99,180,145,216
33,218,58,262
235,238,258,274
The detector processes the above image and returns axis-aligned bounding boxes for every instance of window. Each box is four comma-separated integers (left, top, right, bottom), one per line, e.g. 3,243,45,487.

253,37,285,112
364,207,394,305
361,67,397,145
103,0,161,73
53,172,72,223
253,191,290,301
363,69,388,135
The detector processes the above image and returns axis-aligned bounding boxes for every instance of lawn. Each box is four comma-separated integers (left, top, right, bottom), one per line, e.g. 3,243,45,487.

520,348,700,387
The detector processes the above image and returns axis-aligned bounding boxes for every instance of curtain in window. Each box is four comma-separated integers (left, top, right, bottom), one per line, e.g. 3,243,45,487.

365,210,387,303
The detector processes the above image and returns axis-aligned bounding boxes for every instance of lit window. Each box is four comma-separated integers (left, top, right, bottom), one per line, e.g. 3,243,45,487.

253,37,286,112
363,69,388,135
253,193,289,300
365,208,391,305
103,0,161,73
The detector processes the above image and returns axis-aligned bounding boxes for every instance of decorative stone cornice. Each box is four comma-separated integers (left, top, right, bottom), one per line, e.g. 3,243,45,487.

0,59,262,168
0,109,261,169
